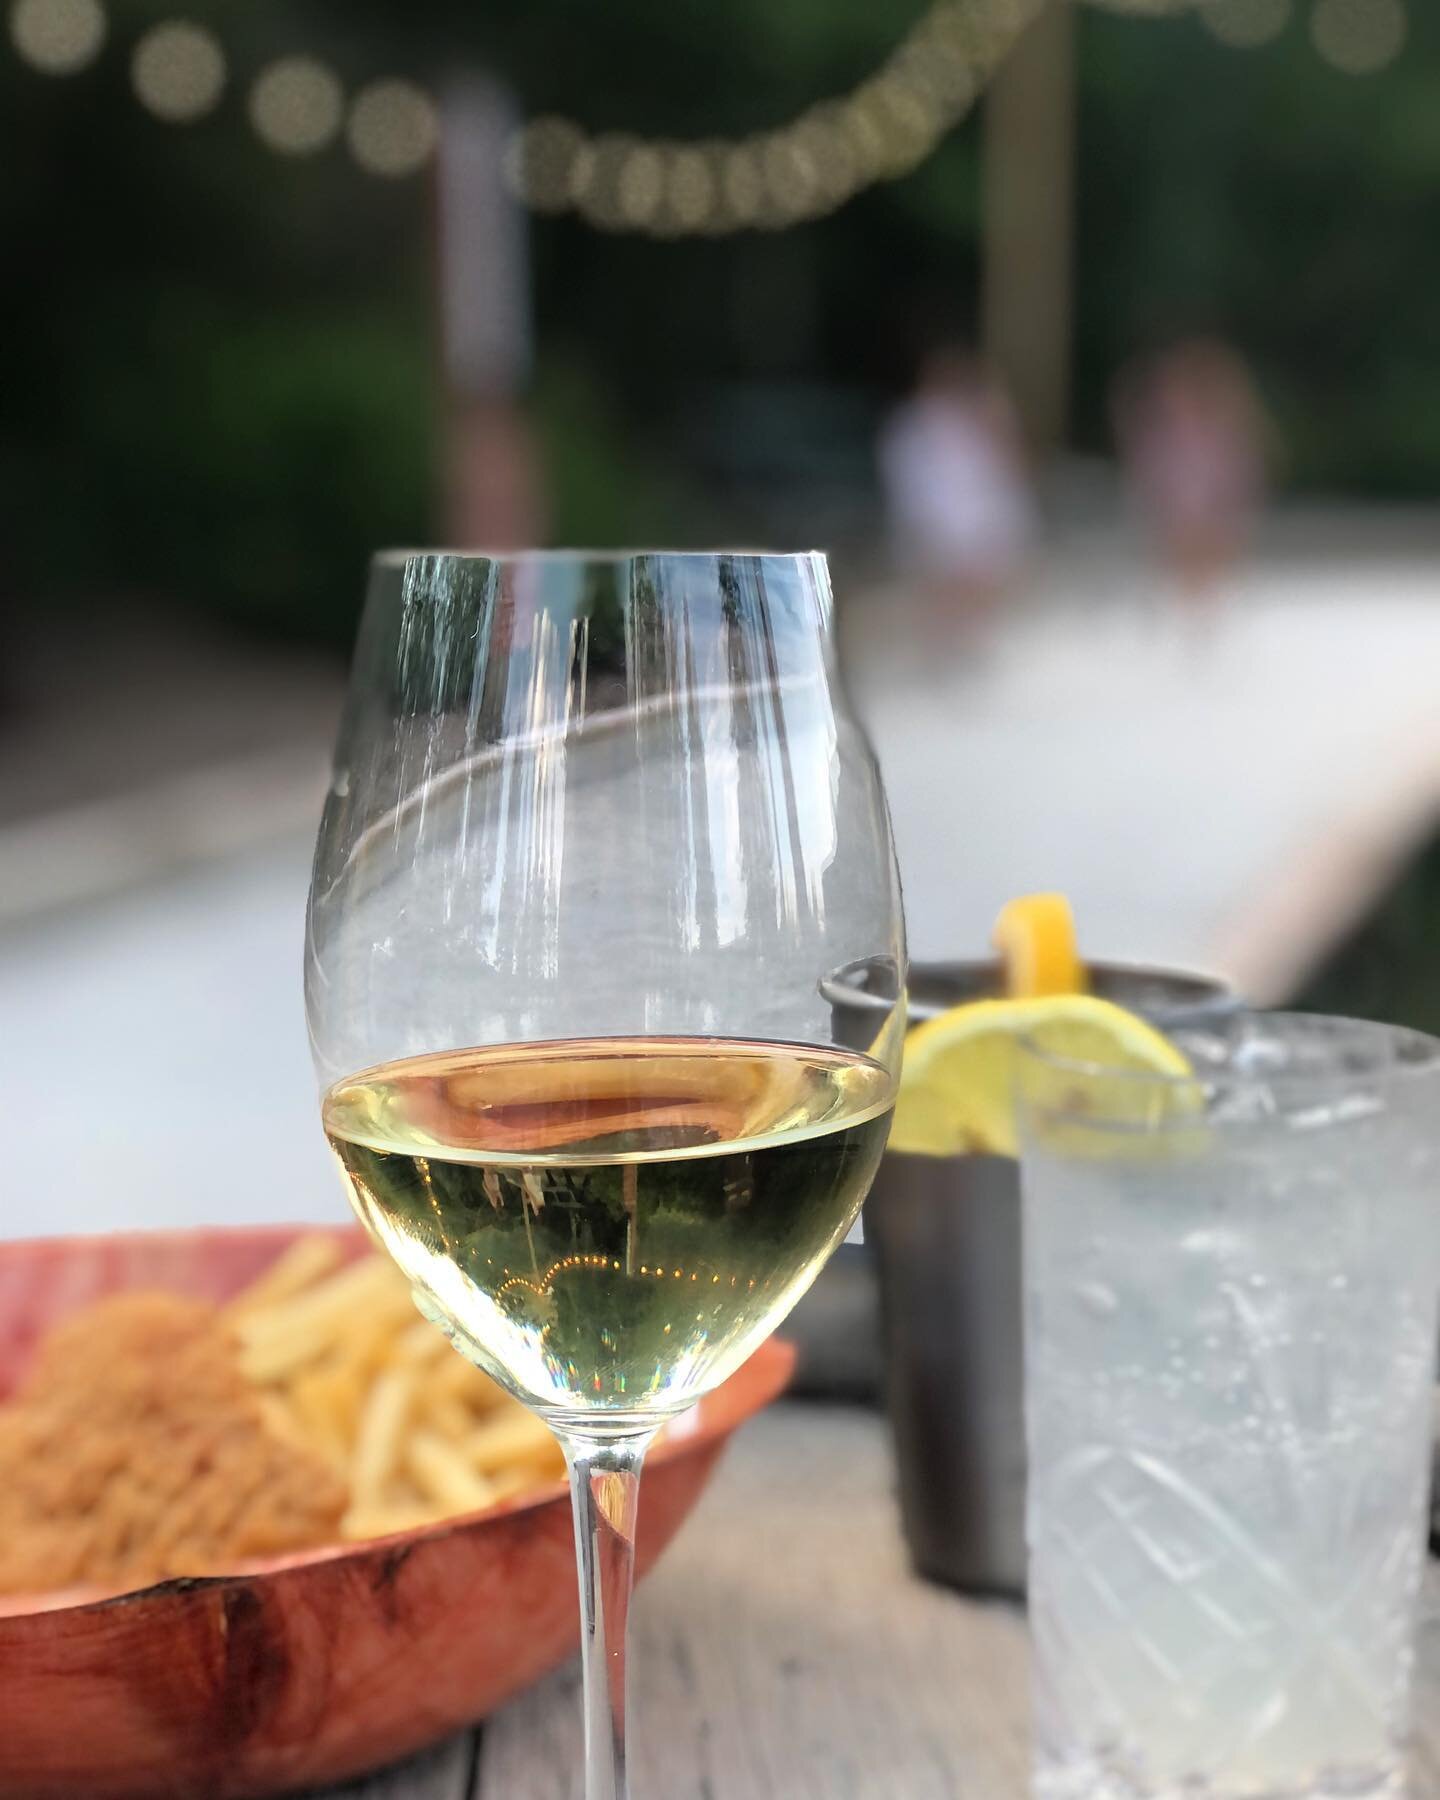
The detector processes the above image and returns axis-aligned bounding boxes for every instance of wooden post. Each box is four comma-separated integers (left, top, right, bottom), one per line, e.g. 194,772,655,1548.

981,0,1077,454
435,78,543,548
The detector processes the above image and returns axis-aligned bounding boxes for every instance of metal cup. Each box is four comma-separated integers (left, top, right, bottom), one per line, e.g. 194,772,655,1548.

826,959,1238,1596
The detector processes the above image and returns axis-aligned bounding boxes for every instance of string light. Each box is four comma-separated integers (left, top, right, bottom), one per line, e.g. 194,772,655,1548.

4,0,1415,229
493,0,1051,234
0,0,1181,225
721,144,764,228
573,132,642,232
616,142,664,228
666,145,716,232
10,0,104,74
505,115,585,214
1199,0,1292,45
132,21,224,124
249,55,342,155
347,77,438,177
1310,0,1406,74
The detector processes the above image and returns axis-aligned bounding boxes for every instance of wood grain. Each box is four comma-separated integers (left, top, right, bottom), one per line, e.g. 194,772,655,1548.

307,1734,478,1800
317,1405,1440,1799
480,1407,1031,1800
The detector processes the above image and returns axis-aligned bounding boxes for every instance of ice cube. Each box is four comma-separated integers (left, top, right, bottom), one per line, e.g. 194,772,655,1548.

1287,1092,1384,1133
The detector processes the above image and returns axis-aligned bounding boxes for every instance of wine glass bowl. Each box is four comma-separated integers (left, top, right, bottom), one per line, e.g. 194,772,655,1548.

306,550,905,1797
307,553,903,1073
323,1036,891,1424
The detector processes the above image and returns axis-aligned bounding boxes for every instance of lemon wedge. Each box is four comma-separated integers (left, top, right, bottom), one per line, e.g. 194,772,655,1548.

992,892,1086,999
888,994,1194,1159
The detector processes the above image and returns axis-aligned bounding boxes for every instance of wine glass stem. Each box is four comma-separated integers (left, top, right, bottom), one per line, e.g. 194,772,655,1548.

559,1426,657,1800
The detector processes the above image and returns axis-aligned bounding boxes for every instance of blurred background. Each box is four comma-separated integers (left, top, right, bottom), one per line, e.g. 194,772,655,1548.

4,0,1440,1232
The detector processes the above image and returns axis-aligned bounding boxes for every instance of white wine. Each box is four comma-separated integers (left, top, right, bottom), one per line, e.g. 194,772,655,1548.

324,1037,892,1423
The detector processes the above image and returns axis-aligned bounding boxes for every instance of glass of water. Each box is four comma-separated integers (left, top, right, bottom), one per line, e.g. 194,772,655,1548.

1017,1012,1440,1800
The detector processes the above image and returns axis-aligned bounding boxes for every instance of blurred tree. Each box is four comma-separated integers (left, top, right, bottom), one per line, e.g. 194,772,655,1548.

1,0,978,641
983,0,1077,450
1074,2,1440,494
4,0,1437,646
0,2,439,640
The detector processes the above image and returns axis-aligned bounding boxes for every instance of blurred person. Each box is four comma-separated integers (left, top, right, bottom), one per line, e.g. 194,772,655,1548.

1113,337,1269,596
878,346,1038,635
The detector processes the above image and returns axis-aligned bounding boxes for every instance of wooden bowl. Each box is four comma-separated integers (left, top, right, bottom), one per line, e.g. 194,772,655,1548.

0,1226,795,1799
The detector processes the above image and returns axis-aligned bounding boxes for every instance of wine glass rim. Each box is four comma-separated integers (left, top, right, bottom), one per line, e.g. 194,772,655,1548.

371,547,829,567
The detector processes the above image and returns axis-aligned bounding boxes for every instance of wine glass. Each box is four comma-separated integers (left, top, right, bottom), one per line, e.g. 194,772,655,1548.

306,550,906,1799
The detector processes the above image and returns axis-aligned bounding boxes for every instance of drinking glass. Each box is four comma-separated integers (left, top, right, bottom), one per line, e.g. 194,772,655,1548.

306,550,906,1798
1017,1012,1440,1800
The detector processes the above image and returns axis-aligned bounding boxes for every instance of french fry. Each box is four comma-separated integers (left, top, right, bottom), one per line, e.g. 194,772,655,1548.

464,1368,511,1413
287,1363,366,1474
233,1241,566,1545
248,1253,407,1343
235,1264,412,1382
432,1351,480,1394
223,1234,347,1320
394,1318,452,1363
433,1351,508,1410
418,1389,476,1442
1,1228,585,1593
340,1310,422,1385
350,1365,417,1512
464,1410,563,1475
405,1430,497,1515
487,1460,566,1502
340,1501,446,1542
255,1392,311,1457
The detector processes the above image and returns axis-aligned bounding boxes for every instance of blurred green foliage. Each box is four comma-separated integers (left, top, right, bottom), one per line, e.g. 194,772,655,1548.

533,356,720,552
1297,834,1440,1037
1075,3,1440,492
2,0,1437,642
0,4,440,638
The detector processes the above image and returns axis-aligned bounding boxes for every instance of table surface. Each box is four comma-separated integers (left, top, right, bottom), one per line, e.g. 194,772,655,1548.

848,575,1440,1002
317,1403,1440,1800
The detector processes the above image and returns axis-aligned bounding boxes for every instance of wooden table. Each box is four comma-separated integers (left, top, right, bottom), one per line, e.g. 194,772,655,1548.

846,578,1440,1005
319,1403,1440,1799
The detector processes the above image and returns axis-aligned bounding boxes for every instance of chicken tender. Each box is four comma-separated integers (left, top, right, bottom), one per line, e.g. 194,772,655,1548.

0,1292,347,1596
